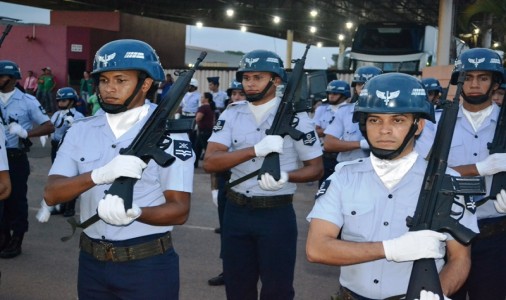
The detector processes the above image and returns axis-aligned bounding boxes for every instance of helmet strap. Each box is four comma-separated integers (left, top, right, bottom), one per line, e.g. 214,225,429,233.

360,118,419,160
461,84,494,105
98,73,147,114
246,78,274,102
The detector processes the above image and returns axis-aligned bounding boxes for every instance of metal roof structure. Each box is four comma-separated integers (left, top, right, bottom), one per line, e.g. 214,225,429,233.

2,0,473,47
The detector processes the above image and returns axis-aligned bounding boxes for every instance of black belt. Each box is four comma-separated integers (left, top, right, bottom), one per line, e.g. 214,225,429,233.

6,148,26,159
477,216,506,239
80,232,173,262
227,190,292,208
334,286,404,300
323,151,338,160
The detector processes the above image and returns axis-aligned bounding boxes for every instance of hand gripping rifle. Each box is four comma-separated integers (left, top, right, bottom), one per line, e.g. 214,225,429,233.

481,90,506,202
259,44,310,181
63,52,207,241
404,71,486,299
226,44,310,188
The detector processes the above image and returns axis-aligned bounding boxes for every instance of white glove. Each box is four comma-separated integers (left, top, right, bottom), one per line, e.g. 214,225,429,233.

40,135,48,147
97,194,141,225
359,139,370,150
383,230,447,262
35,199,52,223
8,122,28,138
91,155,147,185
174,113,181,119
64,115,74,125
416,290,451,300
476,153,506,176
254,135,284,157
211,189,218,207
494,189,506,213
258,171,288,191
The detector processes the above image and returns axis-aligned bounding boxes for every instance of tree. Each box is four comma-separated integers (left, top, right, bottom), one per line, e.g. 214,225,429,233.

459,0,506,52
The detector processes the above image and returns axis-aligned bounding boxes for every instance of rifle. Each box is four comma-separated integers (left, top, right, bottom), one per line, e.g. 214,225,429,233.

63,52,207,241
404,71,486,299
224,44,311,188
258,43,311,181
0,24,12,48
482,90,506,201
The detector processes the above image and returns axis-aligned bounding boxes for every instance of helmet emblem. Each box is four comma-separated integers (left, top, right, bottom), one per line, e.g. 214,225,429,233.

376,90,400,105
362,74,373,81
245,57,260,67
98,53,117,67
124,52,145,59
468,57,485,68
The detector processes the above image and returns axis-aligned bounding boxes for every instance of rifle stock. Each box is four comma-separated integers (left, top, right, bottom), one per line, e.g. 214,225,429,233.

258,44,310,181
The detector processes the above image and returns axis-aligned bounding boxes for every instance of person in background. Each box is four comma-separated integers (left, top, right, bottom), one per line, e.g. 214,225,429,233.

314,80,350,184
160,73,174,100
79,71,94,102
194,92,216,168
44,39,194,299
446,48,506,300
307,73,478,300
491,82,505,107
323,66,383,165
37,67,56,113
23,70,37,96
0,114,12,279
207,76,227,115
0,60,54,259
204,49,323,299
87,93,101,115
208,80,247,287
49,87,85,216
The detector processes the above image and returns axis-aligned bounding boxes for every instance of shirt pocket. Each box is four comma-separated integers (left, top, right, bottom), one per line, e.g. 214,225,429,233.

341,200,375,242
71,149,102,174
232,132,258,150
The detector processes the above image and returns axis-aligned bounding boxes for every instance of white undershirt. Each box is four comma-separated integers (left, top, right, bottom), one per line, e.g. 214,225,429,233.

462,105,493,132
0,90,15,105
248,97,280,124
106,103,149,139
371,151,418,190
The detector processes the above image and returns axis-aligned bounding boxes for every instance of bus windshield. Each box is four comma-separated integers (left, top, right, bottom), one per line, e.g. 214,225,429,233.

352,23,425,55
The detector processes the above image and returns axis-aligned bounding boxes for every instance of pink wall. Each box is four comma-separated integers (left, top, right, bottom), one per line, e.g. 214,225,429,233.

0,24,68,88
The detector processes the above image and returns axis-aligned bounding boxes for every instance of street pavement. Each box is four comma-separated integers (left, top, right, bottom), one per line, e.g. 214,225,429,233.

0,137,340,300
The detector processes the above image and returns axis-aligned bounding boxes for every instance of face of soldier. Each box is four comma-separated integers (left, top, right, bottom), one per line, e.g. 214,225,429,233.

491,88,505,106
242,71,278,103
366,113,424,159
327,93,344,105
463,71,496,98
230,90,246,102
98,70,153,110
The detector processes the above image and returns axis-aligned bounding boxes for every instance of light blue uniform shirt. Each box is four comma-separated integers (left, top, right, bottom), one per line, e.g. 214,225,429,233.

314,104,337,131
1,88,50,149
307,156,478,299
0,129,8,171
208,97,322,196
49,102,195,240
180,91,200,114
324,103,369,162
212,90,228,110
447,104,502,220
50,108,85,142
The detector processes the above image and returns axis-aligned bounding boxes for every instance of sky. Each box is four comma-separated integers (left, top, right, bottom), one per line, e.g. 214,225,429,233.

0,1,340,69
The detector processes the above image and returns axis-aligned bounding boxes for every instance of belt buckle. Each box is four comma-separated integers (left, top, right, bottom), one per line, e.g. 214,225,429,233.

100,241,115,261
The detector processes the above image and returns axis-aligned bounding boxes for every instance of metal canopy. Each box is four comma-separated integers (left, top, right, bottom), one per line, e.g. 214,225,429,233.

3,0,472,47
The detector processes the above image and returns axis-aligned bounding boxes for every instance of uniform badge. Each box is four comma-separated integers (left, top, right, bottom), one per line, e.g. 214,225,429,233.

315,180,331,200
302,131,317,146
39,106,47,115
173,140,193,161
213,120,225,132
464,196,477,214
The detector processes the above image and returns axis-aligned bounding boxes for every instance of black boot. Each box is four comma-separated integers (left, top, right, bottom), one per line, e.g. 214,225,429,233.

0,232,10,252
0,234,23,259
208,272,224,286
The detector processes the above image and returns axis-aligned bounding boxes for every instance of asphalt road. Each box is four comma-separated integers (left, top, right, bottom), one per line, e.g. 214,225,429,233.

0,137,340,300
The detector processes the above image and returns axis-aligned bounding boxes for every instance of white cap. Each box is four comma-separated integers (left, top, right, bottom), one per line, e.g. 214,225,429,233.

190,78,199,87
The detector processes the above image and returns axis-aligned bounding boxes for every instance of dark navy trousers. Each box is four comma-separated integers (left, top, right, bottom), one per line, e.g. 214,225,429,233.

78,233,180,300
1,153,29,237
222,199,297,300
